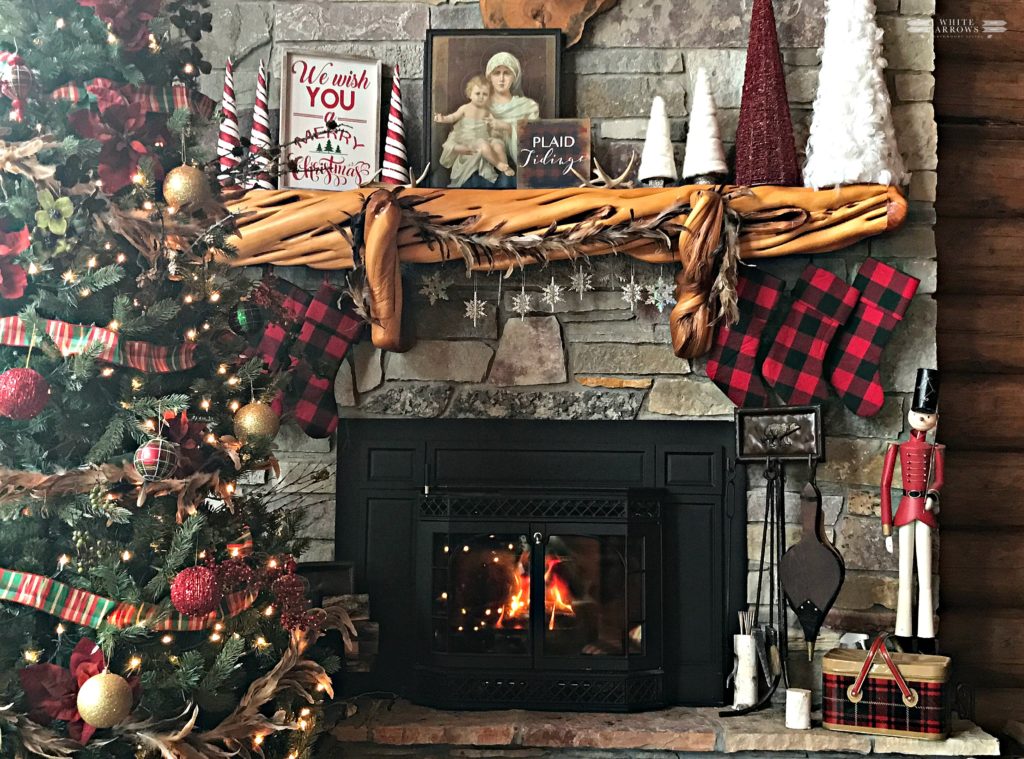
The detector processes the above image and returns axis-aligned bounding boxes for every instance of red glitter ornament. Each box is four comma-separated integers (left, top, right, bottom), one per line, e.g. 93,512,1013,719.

170,565,222,617
0,367,50,420
216,556,255,593
734,0,801,187
271,572,311,631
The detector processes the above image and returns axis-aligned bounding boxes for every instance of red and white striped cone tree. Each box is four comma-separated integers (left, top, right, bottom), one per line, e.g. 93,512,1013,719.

381,64,410,185
217,58,241,187
247,59,275,190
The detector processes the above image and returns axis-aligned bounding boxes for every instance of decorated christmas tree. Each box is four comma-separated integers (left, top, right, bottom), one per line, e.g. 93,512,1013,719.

0,1,348,757
802,0,908,188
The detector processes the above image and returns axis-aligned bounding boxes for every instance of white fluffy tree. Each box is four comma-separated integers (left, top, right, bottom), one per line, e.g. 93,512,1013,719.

681,67,728,183
637,95,677,186
803,0,908,188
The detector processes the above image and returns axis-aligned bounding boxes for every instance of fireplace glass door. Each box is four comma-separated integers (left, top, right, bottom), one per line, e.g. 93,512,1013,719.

541,533,646,660
433,531,533,656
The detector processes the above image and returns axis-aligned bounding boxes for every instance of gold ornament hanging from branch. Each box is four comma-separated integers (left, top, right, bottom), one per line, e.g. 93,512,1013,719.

163,164,212,208
76,671,133,728
233,401,281,443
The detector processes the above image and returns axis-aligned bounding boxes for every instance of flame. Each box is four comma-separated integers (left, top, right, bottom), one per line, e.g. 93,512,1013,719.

495,553,575,631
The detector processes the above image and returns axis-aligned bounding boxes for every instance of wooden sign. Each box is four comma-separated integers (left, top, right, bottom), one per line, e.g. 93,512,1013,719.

279,50,381,191
516,119,591,189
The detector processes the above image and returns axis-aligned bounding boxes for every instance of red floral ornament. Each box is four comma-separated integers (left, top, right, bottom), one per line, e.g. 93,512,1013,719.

19,639,116,744
67,82,167,193
0,226,29,300
161,409,207,475
77,0,164,52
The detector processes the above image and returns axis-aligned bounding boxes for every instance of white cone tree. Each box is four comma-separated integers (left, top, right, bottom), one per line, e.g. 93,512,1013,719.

681,67,728,183
803,0,908,188
637,95,677,186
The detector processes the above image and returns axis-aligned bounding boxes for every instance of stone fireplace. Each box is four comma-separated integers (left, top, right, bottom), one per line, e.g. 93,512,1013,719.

205,0,939,720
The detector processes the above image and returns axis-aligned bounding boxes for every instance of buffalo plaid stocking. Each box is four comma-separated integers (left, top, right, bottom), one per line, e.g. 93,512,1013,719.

761,265,860,405
250,274,312,370
287,282,365,438
706,267,785,407
826,258,919,417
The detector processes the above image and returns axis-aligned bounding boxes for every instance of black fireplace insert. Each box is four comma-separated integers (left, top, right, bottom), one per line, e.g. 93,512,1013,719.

336,419,745,708
414,490,663,711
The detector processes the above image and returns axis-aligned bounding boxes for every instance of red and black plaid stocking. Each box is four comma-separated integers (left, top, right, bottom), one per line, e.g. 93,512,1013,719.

826,258,919,417
761,265,860,405
706,267,785,407
287,282,365,438
249,274,312,371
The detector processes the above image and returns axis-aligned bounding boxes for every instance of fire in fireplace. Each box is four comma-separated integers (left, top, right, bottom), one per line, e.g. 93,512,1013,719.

415,492,663,711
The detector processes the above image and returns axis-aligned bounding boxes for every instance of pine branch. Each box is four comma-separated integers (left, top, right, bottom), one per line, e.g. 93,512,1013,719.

68,340,106,390
86,412,132,463
128,394,191,418
199,634,245,693
174,650,206,692
89,560,141,603
144,513,205,601
114,296,181,338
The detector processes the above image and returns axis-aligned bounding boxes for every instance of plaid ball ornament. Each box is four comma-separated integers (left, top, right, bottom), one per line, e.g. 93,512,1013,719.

133,437,180,481
761,265,860,405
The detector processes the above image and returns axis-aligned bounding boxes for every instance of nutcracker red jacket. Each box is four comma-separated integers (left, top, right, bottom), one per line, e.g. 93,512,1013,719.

880,429,945,533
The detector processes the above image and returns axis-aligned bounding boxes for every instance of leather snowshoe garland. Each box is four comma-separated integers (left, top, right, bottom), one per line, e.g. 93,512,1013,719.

225,183,907,358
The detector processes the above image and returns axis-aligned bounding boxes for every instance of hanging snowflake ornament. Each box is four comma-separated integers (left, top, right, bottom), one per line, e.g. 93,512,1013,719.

418,270,450,305
540,276,565,312
511,289,533,320
568,266,594,301
620,272,645,311
645,271,676,313
464,297,487,326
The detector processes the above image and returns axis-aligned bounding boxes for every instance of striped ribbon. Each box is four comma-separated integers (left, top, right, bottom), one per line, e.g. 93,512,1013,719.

0,567,258,631
247,59,275,190
0,316,197,373
217,58,241,187
51,79,216,119
381,65,410,185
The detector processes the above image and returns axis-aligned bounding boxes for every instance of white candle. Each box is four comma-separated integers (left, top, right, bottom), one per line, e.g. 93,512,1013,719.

786,687,812,730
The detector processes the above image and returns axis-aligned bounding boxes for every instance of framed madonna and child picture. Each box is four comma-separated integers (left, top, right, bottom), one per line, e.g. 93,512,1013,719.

424,29,562,189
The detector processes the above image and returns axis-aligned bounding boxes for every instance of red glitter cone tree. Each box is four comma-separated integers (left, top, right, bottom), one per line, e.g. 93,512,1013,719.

734,0,801,186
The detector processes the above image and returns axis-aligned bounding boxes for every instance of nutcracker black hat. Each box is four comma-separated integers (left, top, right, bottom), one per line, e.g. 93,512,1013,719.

912,368,940,414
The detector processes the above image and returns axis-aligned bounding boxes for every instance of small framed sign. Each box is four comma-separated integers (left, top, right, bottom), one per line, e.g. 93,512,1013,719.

279,50,382,191
516,118,591,189
735,406,825,463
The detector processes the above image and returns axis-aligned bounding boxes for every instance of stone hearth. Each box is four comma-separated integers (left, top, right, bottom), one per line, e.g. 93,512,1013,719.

326,700,998,758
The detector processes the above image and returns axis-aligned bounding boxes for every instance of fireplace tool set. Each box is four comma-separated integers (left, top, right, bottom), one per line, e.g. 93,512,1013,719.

723,406,844,716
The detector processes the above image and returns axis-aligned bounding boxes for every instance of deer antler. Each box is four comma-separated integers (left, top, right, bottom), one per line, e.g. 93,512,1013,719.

572,153,637,189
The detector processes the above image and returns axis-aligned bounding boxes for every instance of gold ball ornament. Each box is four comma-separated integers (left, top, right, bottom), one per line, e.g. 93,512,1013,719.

233,401,280,443
76,671,133,728
162,164,211,208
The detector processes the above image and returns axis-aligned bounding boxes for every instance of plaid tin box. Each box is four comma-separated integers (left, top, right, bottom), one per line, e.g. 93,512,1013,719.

822,635,952,739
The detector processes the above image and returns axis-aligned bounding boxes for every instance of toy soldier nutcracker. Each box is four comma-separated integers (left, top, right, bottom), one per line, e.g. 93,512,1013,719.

881,368,943,654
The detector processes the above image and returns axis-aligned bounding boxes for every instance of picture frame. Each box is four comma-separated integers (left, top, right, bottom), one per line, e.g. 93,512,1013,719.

424,29,562,189
735,406,825,463
279,49,382,191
